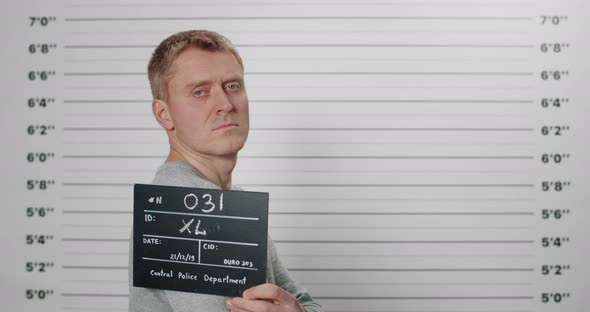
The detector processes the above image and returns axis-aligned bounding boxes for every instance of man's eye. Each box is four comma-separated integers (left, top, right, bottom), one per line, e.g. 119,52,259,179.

194,90,206,96
225,83,240,90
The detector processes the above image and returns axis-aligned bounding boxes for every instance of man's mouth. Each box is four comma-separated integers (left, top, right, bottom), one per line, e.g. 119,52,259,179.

213,123,238,131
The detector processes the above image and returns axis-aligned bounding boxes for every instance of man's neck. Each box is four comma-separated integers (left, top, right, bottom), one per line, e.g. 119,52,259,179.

166,147,237,190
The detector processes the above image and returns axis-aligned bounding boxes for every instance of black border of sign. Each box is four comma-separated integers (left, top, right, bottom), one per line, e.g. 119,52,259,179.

132,183,269,297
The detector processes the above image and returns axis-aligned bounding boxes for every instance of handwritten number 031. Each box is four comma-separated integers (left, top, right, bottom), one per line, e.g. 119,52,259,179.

183,193,224,213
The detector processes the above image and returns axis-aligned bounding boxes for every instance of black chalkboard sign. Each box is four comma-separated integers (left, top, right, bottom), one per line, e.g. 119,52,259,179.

133,184,269,297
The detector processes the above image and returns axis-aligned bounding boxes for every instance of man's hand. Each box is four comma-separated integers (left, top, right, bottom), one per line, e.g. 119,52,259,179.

225,283,306,312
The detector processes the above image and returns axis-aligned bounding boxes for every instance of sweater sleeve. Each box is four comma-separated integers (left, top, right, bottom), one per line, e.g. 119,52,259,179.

268,238,324,312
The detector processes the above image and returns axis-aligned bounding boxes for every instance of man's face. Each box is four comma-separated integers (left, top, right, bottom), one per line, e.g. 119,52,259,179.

165,48,249,157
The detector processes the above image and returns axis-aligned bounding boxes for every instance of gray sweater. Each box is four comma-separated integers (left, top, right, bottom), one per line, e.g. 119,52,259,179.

129,161,323,312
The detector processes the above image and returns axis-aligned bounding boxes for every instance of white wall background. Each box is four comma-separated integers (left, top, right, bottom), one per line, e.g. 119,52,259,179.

1,0,588,311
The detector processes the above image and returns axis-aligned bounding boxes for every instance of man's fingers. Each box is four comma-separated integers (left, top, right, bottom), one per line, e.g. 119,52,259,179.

226,284,305,312
226,296,276,312
243,283,295,305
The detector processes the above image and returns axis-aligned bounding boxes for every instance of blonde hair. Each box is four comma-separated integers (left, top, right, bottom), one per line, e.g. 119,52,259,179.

147,30,244,100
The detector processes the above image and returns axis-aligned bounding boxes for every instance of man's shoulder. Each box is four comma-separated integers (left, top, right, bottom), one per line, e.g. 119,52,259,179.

152,161,219,189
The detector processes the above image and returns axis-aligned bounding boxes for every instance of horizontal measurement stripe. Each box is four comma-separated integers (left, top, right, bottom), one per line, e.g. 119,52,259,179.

61,306,127,311
61,196,534,201
64,252,127,256
281,253,535,258
61,182,535,187
244,156,534,159
62,112,533,117
61,210,533,215
289,268,534,272
64,16,534,21
62,127,535,131
61,224,129,228
61,293,128,297
63,71,533,76
61,142,535,147
221,44,536,48
60,225,535,230
62,155,534,159
271,212,534,215
59,266,533,272
62,238,128,242
58,238,534,244
63,99,534,103
64,44,534,49
62,210,132,214
275,240,534,244
62,168,535,172
63,2,536,7
58,293,535,300
62,265,127,270
63,280,127,283
304,282,535,287
314,296,534,300
242,183,535,187
270,197,535,201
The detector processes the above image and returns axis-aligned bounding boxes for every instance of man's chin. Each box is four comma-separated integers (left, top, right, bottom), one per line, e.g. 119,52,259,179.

215,140,247,157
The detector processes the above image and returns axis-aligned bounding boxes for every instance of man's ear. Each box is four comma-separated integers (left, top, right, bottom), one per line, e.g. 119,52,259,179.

152,99,174,130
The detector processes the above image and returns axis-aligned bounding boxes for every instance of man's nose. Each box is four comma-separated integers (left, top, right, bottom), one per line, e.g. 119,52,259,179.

213,85,234,113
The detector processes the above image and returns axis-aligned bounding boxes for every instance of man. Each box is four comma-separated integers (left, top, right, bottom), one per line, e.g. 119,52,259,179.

128,30,323,312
